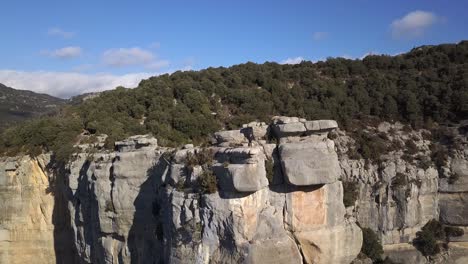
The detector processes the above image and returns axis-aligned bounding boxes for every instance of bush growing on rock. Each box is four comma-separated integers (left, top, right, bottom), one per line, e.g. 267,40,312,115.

185,148,214,169
413,219,444,256
265,157,274,184
404,139,419,155
412,219,464,257
360,227,384,262
430,144,448,170
342,181,359,207
391,173,407,189
198,170,218,194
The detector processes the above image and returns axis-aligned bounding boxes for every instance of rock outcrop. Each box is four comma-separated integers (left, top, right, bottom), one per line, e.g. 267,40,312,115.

336,121,468,263
1,118,467,264
0,155,55,264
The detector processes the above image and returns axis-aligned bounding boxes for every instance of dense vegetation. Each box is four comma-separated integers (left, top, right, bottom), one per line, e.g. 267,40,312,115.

0,83,66,130
413,219,464,256
360,227,384,262
1,41,467,160
342,181,359,207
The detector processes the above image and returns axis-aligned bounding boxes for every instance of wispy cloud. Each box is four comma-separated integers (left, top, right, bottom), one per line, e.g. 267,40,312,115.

47,27,75,38
102,47,154,67
280,57,304,65
146,60,170,70
149,42,161,49
0,70,159,98
41,46,82,59
313,31,329,41
391,10,440,39
102,47,169,70
72,64,94,72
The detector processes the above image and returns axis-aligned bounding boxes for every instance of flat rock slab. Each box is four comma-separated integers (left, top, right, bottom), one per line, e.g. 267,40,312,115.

245,237,302,264
214,130,247,146
279,140,339,186
284,182,345,232
295,222,362,264
214,163,268,192
439,192,468,226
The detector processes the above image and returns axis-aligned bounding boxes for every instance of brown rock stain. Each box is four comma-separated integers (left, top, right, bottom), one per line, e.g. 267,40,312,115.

291,187,326,231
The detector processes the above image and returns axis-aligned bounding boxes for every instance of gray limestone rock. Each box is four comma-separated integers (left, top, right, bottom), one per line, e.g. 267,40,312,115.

213,130,247,146
440,193,468,226
115,134,157,152
279,139,340,186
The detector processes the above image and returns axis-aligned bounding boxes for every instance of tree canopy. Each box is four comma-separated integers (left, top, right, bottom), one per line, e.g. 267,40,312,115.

1,41,467,161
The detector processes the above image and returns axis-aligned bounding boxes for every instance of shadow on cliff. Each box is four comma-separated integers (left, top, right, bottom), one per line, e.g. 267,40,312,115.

50,158,106,264
127,156,169,264
48,159,82,264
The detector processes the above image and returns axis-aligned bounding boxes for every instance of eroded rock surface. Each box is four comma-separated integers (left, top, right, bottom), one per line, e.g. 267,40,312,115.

1,118,467,264
0,155,55,264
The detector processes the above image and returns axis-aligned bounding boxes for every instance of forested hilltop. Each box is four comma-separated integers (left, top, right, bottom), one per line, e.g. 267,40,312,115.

0,83,66,130
1,41,467,160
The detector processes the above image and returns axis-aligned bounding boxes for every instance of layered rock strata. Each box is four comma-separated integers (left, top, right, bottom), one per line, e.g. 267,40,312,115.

1,118,467,263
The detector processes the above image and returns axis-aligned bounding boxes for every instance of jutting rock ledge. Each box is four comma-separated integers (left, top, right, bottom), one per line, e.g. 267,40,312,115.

1,117,467,263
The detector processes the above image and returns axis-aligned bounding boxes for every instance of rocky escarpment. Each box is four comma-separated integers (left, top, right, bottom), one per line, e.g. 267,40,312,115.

336,121,468,263
0,155,55,264
0,118,362,264
58,118,361,264
1,117,467,264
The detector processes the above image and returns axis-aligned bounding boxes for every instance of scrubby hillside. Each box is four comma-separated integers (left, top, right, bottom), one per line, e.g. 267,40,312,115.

0,83,66,130
0,41,467,160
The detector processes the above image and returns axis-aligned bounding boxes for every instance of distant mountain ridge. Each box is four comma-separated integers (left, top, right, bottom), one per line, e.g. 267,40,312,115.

0,83,66,129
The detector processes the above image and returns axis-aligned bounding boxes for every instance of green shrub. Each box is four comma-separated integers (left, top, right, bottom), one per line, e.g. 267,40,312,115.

448,173,460,184
186,148,214,169
430,144,448,169
412,219,457,257
2,42,468,161
405,139,419,155
327,131,338,140
342,181,359,207
361,227,384,262
444,226,464,238
412,220,465,257
176,178,186,192
350,130,390,161
198,170,217,194
391,173,407,189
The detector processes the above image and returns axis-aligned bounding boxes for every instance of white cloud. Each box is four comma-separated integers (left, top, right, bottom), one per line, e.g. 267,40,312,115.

42,46,82,59
280,57,304,65
0,70,159,98
313,31,328,41
340,54,353,60
102,47,153,67
72,64,94,72
391,10,439,39
146,60,170,70
47,27,75,38
101,47,170,70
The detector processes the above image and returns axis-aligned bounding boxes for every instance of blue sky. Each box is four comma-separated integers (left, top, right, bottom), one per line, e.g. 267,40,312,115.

0,0,467,98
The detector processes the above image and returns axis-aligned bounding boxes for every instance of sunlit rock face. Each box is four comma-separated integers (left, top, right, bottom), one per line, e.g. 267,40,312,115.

3,117,467,263
0,155,55,264
51,119,360,264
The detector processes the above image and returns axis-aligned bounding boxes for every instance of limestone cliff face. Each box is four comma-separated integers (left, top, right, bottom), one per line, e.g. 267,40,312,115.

0,155,55,264
54,119,361,264
1,118,467,264
336,121,468,263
